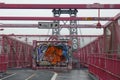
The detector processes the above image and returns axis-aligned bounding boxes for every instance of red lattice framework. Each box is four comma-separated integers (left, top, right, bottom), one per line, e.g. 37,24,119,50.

74,15,120,80
0,35,33,69
0,3,120,80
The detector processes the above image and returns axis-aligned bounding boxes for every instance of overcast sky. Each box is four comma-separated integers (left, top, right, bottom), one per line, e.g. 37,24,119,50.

0,0,120,36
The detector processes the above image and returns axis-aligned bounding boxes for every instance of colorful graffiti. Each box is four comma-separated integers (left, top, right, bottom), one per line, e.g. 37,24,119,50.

33,43,70,65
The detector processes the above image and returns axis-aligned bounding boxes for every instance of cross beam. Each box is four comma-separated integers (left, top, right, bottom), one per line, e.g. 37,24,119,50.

0,16,114,21
0,24,103,28
0,3,120,9
0,34,102,37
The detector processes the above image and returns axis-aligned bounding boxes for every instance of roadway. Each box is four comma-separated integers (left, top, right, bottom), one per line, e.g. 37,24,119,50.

0,69,94,80
0,69,54,80
56,69,93,80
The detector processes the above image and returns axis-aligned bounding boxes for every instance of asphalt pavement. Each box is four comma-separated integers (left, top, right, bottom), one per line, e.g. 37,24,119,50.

0,69,54,80
0,69,94,80
56,70,93,80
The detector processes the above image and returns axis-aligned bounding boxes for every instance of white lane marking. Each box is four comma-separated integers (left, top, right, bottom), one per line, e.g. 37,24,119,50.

25,73,36,80
0,73,16,80
51,72,58,80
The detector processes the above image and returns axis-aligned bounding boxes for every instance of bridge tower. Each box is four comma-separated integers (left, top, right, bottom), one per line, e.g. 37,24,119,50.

52,9,78,51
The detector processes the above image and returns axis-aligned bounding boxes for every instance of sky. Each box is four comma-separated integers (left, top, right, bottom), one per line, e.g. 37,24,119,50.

0,0,120,44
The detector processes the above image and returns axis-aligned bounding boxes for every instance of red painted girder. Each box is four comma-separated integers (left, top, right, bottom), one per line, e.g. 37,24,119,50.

36,41,68,43
0,24,38,28
1,34,102,37
104,13,120,27
0,3,120,9
0,24,103,28
0,16,114,21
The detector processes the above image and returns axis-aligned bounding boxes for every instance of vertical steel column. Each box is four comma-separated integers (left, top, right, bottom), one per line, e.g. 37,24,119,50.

52,9,60,36
70,9,78,51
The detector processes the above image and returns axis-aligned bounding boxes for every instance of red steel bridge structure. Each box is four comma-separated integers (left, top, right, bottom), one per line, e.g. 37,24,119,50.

0,3,120,80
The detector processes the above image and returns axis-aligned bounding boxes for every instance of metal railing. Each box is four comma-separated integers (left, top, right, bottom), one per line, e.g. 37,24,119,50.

74,36,120,80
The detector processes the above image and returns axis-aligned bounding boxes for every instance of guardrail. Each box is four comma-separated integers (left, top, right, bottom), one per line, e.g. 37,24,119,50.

89,54,120,80
74,36,120,80
1,35,33,68
0,54,8,72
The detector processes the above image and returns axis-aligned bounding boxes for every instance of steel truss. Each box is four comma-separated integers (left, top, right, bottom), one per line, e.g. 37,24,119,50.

0,3,120,73
73,17,120,80
1,35,33,68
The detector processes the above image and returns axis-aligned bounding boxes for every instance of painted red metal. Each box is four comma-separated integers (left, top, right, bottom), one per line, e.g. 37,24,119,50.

0,34,102,37
0,54,8,72
0,16,114,21
74,36,104,66
1,35,33,68
0,24,38,28
74,34,120,80
74,17,120,79
104,13,120,28
0,13,119,28
0,3,120,9
36,40,68,43
89,54,120,80
0,3,120,78
0,24,102,28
